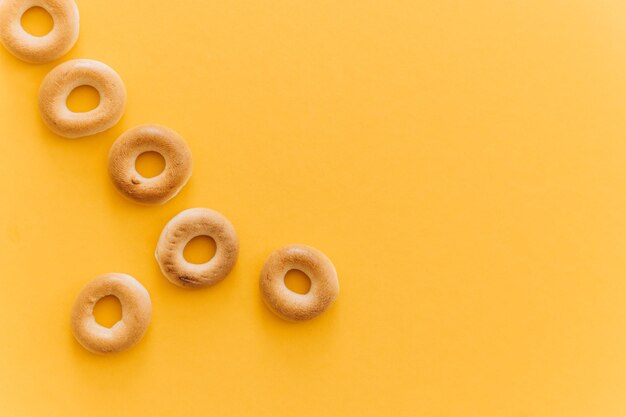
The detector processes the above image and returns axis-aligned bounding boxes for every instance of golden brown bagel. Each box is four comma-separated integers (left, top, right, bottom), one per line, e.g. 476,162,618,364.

108,125,192,205
0,0,79,63
39,59,126,138
260,244,339,321
156,208,239,288
71,273,152,354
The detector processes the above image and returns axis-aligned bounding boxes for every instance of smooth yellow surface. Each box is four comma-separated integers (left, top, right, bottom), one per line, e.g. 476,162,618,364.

65,84,99,113
284,269,312,295
20,7,53,37
182,235,216,265
2,0,626,415
93,295,122,328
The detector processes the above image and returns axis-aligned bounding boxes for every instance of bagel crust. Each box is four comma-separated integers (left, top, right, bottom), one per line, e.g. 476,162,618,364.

0,0,79,63
260,245,339,321
39,59,126,138
156,208,239,288
71,273,152,354
108,125,193,205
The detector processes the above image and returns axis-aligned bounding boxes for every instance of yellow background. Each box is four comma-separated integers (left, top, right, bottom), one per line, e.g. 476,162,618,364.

2,0,626,415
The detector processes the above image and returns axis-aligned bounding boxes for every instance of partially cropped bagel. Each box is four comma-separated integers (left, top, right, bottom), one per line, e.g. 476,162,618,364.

39,59,126,138
0,0,79,63
156,208,239,288
260,244,339,321
108,125,192,205
71,273,152,354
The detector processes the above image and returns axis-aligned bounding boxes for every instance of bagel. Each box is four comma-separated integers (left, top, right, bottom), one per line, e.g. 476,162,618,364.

108,125,192,205
260,244,339,321
39,59,126,138
0,0,79,63
71,273,152,354
156,208,239,288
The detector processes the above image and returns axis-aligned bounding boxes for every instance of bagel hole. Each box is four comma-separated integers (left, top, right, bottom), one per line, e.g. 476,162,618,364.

93,295,122,328
135,152,166,178
183,235,217,264
20,7,53,37
284,269,311,294
66,86,100,113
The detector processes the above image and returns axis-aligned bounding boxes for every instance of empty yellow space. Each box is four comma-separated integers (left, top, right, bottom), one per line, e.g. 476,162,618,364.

66,85,100,113
284,269,311,294
183,235,217,264
135,151,166,178
93,295,123,328
20,7,53,37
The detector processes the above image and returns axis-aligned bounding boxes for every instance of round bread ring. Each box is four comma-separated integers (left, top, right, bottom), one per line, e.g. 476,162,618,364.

260,244,339,321
108,125,193,205
71,273,152,355
39,59,126,138
0,0,79,64
156,208,239,288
